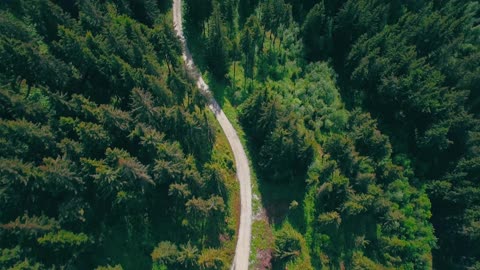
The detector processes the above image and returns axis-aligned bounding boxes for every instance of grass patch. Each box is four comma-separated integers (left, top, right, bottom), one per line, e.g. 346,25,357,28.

207,110,240,266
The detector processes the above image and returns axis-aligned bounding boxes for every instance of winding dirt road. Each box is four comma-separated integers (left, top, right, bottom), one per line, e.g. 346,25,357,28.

172,1,252,269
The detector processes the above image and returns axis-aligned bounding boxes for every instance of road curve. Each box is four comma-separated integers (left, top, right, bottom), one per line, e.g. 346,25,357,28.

172,1,252,269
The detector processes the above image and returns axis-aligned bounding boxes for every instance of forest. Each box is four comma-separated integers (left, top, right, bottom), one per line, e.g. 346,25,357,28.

0,0,479,269
0,0,239,269
182,0,478,269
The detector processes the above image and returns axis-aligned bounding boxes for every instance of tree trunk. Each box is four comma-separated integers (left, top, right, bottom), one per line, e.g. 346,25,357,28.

233,61,236,89
272,35,277,52
252,53,256,82
12,77,20,93
244,55,251,91
262,29,267,50
243,71,247,92
165,54,171,75
25,84,31,99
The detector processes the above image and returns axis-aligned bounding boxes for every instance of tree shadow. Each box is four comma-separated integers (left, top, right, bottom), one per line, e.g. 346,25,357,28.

182,17,229,108
242,136,308,230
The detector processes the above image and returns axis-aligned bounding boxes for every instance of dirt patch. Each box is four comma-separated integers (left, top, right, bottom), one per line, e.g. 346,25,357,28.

253,207,267,221
255,249,273,270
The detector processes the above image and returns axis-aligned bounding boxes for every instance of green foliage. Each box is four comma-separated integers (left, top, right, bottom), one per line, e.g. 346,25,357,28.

240,15,263,80
3,0,475,268
351,251,383,270
274,223,312,270
0,119,55,162
185,0,212,31
0,0,236,269
298,0,480,268
37,230,89,250
260,0,292,40
240,85,314,183
150,18,182,76
302,2,332,61
234,40,435,268
151,241,179,265
201,4,438,265
205,3,230,80
198,248,227,270
275,226,302,261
